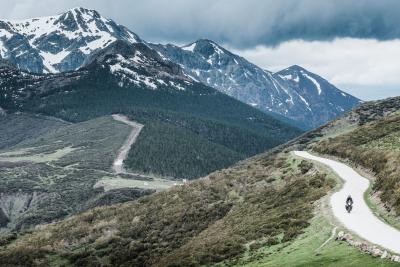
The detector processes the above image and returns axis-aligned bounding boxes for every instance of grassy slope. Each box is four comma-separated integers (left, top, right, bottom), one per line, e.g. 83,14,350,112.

0,114,154,231
0,151,334,266
222,97,400,266
236,214,398,267
0,113,68,150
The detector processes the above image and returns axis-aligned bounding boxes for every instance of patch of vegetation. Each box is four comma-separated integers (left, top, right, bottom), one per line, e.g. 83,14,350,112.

125,121,243,179
0,152,334,266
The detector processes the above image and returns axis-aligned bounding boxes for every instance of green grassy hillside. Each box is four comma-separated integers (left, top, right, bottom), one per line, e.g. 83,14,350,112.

0,113,68,150
2,97,400,266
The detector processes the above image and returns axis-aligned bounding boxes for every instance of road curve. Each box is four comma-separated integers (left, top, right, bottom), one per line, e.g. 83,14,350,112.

294,151,400,254
112,114,144,174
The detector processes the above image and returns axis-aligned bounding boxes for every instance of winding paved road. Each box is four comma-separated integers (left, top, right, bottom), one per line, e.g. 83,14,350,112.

294,151,400,254
112,114,144,174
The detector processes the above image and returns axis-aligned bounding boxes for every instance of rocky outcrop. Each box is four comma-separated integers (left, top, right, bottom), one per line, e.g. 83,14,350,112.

336,231,400,262
0,191,40,230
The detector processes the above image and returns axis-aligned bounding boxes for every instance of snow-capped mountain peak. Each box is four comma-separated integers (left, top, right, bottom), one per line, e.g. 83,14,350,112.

152,42,361,129
0,7,140,73
279,65,324,95
182,39,226,56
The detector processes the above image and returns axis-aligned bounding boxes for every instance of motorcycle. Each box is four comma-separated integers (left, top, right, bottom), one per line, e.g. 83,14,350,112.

345,202,353,213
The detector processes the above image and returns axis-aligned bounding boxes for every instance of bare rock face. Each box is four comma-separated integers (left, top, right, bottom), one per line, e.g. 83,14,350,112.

0,192,40,230
152,40,361,129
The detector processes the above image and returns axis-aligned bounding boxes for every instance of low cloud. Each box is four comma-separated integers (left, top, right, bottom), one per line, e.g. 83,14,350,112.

1,0,400,47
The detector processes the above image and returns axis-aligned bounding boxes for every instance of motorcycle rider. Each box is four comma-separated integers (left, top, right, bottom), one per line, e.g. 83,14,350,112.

346,195,353,205
346,195,353,213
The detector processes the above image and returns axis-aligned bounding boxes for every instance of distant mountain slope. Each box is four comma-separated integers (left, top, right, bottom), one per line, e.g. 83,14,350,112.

275,65,361,127
0,47,302,180
0,7,139,73
151,39,361,128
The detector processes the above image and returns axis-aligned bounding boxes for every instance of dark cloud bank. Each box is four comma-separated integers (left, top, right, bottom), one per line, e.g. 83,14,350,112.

1,0,400,47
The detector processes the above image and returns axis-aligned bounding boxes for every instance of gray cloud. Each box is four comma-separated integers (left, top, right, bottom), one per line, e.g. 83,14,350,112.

1,0,400,47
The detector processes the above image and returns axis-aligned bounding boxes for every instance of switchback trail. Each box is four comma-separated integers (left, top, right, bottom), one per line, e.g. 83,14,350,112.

112,114,144,174
294,151,400,254
109,114,180,191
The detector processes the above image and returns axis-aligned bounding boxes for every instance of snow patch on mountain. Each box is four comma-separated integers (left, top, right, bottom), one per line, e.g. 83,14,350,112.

182,43,196,52
302,72,322,95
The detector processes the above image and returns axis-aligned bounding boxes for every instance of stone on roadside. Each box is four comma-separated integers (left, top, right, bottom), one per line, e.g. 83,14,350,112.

381,250,388,259
343,233,353,241
391,255,400,262
337,231,344,240
371,247,383,257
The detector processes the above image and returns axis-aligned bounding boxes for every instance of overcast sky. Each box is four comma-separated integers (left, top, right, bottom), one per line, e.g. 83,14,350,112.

1,0,400,100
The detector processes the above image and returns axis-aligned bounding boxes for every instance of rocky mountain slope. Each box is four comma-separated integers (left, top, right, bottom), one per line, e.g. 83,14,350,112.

151,39,361,128
2,96,399,266
0,7,139,73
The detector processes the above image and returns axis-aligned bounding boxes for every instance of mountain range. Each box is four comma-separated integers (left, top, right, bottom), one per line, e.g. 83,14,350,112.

0,7,361,128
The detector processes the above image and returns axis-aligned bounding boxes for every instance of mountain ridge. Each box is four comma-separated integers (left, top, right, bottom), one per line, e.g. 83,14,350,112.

151,39,361,128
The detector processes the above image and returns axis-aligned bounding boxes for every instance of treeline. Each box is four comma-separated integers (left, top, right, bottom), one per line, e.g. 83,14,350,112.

8,67,302,178
124,121,243,179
